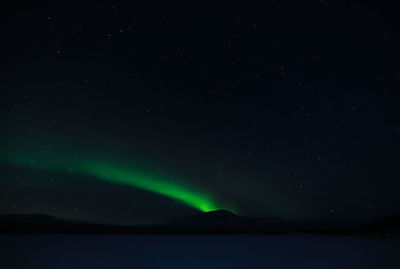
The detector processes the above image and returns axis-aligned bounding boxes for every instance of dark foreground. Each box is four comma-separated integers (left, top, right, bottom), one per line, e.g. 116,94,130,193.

1,234,399,269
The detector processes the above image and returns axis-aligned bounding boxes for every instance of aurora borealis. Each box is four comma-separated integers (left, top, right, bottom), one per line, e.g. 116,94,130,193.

1,1,400,226
2,2,400,269
1,150,224,213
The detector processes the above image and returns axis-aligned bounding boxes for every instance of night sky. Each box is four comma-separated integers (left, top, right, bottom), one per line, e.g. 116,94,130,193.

1,1,399,225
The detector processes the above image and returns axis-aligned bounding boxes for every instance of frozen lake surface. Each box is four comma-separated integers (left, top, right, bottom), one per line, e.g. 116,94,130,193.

1,234,399,268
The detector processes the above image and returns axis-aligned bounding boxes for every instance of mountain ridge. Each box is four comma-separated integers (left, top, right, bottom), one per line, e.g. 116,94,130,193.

0,211,399,236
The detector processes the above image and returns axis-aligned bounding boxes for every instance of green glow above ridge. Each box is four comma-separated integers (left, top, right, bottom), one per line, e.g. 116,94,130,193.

87,163,220,212
1,151,228,213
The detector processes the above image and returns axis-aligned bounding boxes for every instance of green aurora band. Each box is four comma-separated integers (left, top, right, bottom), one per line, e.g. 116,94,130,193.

1,151,232,213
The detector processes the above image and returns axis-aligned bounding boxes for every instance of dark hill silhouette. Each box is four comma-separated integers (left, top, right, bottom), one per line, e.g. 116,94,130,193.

0,211,399,236
0,214,129,234
166,210,249,227
0,214,69,225
164,210,295,233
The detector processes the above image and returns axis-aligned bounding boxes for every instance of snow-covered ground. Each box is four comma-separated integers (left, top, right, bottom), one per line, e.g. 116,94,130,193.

1,234,399,268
